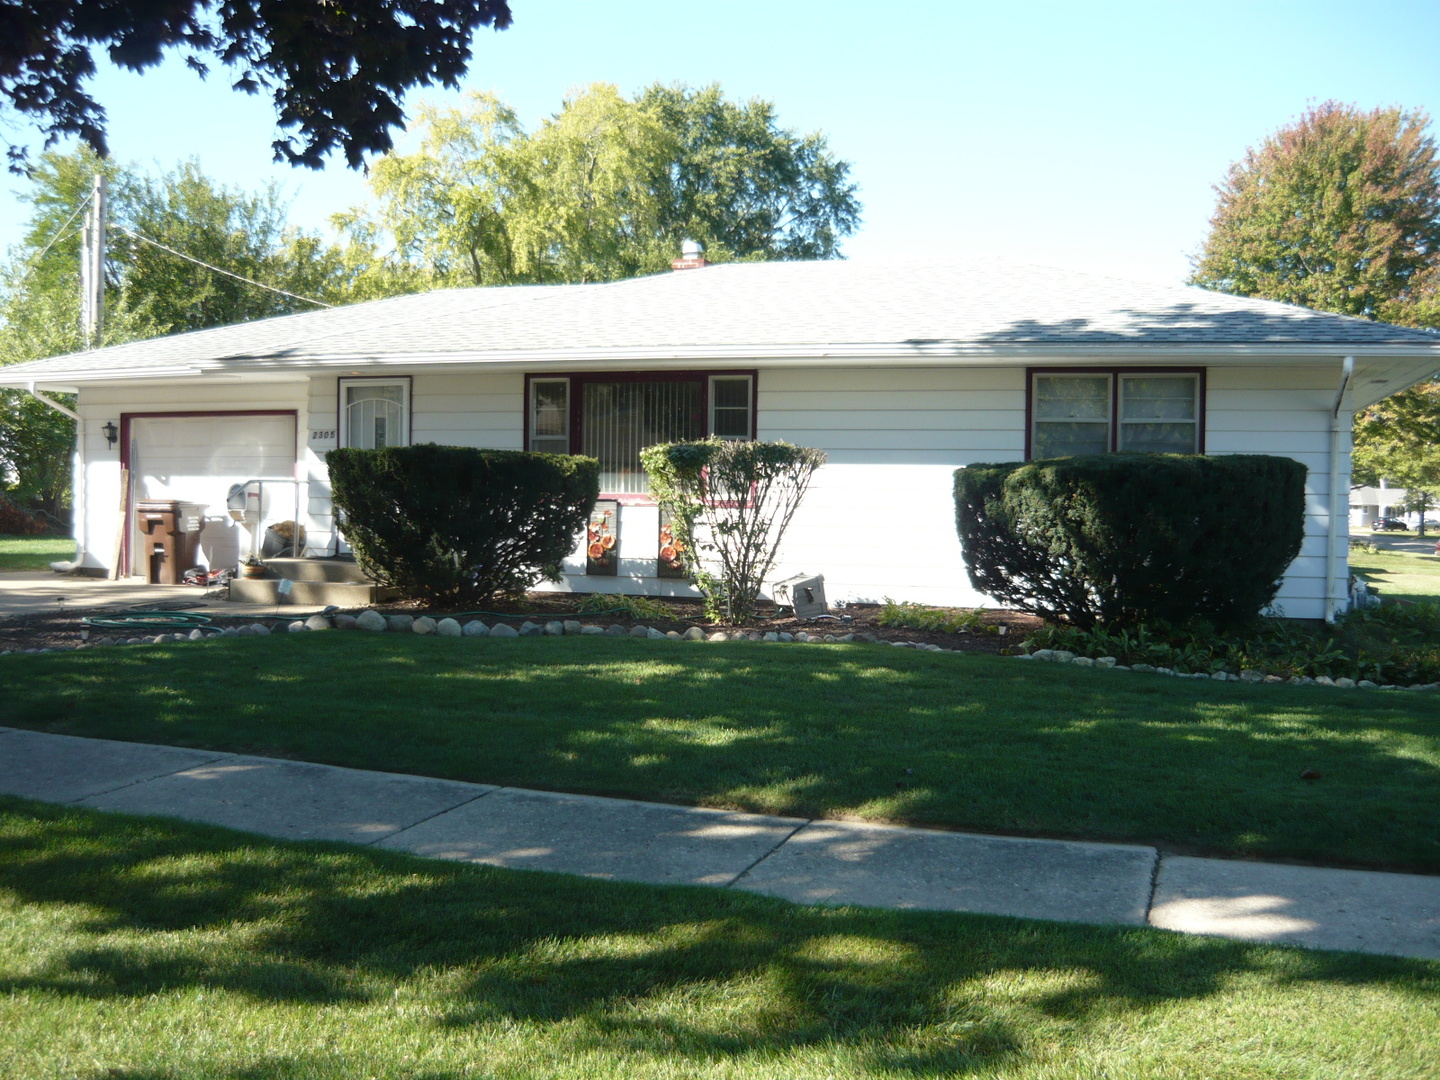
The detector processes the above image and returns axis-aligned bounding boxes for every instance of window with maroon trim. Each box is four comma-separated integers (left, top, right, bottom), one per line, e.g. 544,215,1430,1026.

1029,369,1202,458
527,372,755,495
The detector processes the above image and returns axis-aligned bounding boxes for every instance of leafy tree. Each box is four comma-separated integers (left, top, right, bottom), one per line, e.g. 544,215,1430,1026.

0,147,365,517
115,159,358,332
1191,101,1440,320
0,0,512,170
1352,381,1440,537
340,82,862,286
333,94,526,287
1191,102,1440,519
639,83,862,261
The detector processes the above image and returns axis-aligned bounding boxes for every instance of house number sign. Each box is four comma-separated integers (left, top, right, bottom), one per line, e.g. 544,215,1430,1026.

310,430,337,443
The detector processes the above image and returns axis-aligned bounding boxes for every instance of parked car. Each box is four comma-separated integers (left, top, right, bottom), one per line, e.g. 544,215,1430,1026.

1371,517,1409,531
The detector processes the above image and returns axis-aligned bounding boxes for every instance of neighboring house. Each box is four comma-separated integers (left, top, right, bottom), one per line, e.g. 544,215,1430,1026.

4,259,1438,620
1350,485,1412,529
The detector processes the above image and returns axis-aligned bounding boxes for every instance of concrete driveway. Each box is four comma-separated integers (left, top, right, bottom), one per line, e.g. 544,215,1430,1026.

0,571,327,619
1358,531,1438,556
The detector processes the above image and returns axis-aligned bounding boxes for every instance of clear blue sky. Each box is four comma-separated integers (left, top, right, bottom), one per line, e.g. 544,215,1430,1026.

5,0,1440,286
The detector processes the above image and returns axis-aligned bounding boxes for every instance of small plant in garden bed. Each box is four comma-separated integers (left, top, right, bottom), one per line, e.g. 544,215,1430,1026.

575,592,679,622
878,598,998,635
1023,601,1440,685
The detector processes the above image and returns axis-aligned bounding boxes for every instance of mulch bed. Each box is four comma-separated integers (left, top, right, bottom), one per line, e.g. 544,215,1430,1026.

0,592,1043,655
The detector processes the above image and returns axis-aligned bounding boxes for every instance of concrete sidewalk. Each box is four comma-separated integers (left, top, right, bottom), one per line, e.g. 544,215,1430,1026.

1,726,1436,960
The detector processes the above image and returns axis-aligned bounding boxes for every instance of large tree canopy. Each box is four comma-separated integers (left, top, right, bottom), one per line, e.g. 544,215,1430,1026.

1190,101,1440,321
1352,381,1440,535
0,0,512,170
1190,102,1440,514
0,147,365,516
338,82,863,286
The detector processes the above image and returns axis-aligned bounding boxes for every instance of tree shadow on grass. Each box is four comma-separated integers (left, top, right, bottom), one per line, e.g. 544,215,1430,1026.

2,798,1435,1079
4,638,1440,870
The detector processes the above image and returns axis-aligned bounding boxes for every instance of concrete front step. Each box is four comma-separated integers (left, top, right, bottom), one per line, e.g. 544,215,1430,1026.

263,557,372,583
228,578,397,607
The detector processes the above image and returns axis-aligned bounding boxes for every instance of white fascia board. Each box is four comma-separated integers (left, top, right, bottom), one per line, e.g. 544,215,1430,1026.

220,342,1440,370
5,341,1439,387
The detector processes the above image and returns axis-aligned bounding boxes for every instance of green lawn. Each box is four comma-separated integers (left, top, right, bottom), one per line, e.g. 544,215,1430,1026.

1,797,1435,1080
1351,549,1440,602
0,534,74,572
4,636,1439,872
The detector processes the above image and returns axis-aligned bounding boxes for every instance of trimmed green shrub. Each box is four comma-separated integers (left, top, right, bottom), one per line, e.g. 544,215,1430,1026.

327,445,599,604
954,454,1307,628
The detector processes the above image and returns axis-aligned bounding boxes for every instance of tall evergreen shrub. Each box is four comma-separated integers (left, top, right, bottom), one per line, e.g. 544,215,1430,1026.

327,445,599,604
953,454,1307,628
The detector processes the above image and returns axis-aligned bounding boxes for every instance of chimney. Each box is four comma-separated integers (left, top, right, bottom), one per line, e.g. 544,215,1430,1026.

671,239,707,271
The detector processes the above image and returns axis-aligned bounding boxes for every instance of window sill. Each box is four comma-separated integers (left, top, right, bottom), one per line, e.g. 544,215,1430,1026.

603,493,657,507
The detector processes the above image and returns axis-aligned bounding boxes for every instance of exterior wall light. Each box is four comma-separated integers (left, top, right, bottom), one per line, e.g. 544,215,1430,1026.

102,420,119,449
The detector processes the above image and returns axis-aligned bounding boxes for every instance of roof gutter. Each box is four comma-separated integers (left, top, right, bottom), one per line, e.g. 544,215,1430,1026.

23,382,88,572
4,341,1440,388
1324,356,1355,623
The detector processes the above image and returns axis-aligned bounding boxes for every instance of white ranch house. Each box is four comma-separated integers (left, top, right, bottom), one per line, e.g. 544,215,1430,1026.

4,259,1438,621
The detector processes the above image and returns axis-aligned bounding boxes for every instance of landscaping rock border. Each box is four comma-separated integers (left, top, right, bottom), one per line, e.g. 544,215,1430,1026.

1014,647,1437,692
7,610,1437,692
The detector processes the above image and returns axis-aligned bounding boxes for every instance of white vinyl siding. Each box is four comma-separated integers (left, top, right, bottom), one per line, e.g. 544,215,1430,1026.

71,360,1353,619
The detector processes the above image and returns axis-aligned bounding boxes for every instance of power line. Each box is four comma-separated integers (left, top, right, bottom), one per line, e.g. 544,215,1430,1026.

11,196,89,281
110,224,334,309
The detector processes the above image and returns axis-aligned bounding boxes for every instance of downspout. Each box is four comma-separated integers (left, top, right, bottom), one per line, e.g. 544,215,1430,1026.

23,383,88,570
1324,356,1354,623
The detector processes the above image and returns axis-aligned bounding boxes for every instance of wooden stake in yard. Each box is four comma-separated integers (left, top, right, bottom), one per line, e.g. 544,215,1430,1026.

110,467,128,580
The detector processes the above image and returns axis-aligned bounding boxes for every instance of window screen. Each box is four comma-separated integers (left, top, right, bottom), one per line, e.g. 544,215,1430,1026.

1032,375,1111,458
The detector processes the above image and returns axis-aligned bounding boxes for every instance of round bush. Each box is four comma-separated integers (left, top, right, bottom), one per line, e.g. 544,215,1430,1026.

327,444,599,604
953,453,1307,628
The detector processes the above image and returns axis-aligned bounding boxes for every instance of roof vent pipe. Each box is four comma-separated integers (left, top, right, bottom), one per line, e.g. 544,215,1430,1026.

671,240,707,271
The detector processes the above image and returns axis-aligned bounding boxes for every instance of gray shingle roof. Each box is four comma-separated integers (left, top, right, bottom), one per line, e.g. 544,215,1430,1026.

5,259,1438,383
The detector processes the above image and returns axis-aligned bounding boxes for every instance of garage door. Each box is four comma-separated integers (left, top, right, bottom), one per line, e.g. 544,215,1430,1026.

130,414,297,571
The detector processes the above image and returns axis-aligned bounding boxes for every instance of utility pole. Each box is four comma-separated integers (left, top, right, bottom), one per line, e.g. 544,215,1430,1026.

79,173,106,348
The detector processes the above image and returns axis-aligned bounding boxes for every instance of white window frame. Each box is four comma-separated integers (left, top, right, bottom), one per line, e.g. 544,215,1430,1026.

1117,374,1200,453
339,377,410,450
1031,373,1113,458
528,378,572,454
708,374,754,442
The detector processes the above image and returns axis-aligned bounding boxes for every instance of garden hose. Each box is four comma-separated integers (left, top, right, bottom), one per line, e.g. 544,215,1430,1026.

81,611,216,633
451,607,707,621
